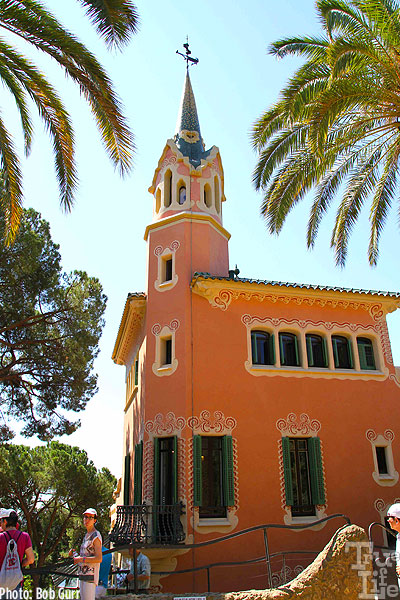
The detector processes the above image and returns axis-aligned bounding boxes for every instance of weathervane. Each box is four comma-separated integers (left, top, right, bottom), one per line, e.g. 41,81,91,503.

176,38,199,70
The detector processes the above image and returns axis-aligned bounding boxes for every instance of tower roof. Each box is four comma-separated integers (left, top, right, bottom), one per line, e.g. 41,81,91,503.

174,72,211,167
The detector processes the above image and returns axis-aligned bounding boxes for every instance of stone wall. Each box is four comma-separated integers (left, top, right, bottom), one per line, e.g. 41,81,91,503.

116,524,374,600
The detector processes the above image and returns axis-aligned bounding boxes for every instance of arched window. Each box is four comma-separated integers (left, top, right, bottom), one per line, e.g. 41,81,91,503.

164,170,172,207
306,334,327,368
331,335,353,369
204,183,212,208
155,188,161,213
357,337,376,370
251,330,274,365
214,176,220,213
178,185,186,205
279,332,300,366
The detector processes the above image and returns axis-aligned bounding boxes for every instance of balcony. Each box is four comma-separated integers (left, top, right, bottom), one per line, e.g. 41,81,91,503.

109,503,185,546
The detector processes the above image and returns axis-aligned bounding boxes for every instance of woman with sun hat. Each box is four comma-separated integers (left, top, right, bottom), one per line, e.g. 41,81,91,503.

69,508,102,600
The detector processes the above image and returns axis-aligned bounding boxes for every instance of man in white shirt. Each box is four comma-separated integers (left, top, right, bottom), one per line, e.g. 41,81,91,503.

126,548,151,594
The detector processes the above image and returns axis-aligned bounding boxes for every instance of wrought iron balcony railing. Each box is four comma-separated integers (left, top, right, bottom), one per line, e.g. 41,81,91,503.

109,503,185,546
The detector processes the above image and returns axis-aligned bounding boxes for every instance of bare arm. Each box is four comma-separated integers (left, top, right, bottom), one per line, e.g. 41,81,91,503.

73,536,102,565
22,546,35,567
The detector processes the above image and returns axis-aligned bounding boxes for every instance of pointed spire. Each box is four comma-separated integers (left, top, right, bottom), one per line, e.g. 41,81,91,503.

174,72,210,167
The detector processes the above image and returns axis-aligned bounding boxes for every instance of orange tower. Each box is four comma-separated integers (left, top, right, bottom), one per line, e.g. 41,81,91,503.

111,67,400,594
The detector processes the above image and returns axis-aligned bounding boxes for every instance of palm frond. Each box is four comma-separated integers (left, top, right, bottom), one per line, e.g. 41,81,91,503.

79,0,139,49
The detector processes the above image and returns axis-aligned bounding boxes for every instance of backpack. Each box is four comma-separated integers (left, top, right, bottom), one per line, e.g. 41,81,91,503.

0,531,23,591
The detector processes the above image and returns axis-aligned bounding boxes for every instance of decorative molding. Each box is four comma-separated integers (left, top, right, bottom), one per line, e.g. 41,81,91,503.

242,314,379,333
160,156,177,171
145,412,186,437
143,440,154,504
151,319,180,336
366,429,395,443
366,429,398,487
276,413,321,437
187,410,237,434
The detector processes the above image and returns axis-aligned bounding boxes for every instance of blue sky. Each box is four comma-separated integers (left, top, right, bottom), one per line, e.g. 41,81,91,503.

9,0,400,475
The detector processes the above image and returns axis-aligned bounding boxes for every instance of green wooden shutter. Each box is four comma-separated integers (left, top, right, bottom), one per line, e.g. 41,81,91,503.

308,437,325,505
358,340,368,370
133,441,143,505
332,337,338,368
347,339,354,369
193,435,202,507
322,338,328,367
294,335,299,366
281,437,294,506
153,438,160,506
172,436,178,504
251,332,257,364
123,454,131,505
306,335,313,367
222,435,235,507
279,333,284,365
269,334,275,365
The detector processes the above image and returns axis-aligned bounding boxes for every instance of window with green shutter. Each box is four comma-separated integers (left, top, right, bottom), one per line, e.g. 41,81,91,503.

133,441,143,505
307,437,326,506
153,436,178,505
251,330,275,365
357,337,376,370
194,435,235,518
282,437,326,516
279,332,300,366
306,334,327,368
123,453,131,506
332,335,353,369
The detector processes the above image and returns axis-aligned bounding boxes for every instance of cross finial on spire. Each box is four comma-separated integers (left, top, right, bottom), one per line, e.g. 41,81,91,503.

176,38,199,71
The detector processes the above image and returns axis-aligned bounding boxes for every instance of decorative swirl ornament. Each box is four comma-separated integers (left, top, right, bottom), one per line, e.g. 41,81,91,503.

276,413,321,436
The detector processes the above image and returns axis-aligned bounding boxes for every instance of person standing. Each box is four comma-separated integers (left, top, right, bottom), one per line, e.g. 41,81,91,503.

69,508,102,600
0,509,34,596
126,548,151,594
387,504,400,585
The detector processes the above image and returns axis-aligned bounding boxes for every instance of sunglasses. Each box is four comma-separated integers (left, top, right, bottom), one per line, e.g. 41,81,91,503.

83,515,95,519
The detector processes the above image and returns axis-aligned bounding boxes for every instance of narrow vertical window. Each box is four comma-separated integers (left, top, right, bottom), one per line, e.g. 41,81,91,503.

134,358,139,386
161,337,172,366
153,437,178,543
357,337,376,370
161,255,173,283
164,170,172,207
178,185,186,205
123,454,131,505
204,183,212,208
306,334,327,368
193,435,234,519
279,332,300,366
282,437,325,517
376,446,388,475
332,335,353,369
251,330,274,365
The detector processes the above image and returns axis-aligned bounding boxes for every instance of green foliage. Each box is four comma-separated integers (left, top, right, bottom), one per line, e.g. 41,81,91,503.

0,208,107,441
0,442,116,579
253,0,400,266
0,0,138,243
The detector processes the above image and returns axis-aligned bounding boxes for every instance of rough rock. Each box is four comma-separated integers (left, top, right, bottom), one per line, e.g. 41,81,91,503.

116,524,373,600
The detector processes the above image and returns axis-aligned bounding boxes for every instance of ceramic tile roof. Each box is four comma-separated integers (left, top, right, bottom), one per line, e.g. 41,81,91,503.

192,272,400,298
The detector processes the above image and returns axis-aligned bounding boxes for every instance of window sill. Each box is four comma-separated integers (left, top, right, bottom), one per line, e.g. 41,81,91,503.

158,280,174,289
197,518,230,527
246,361,386,380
